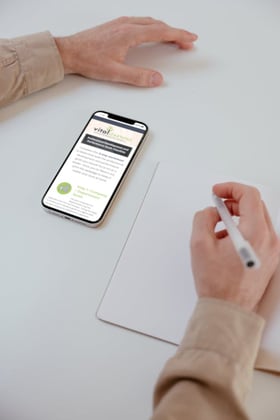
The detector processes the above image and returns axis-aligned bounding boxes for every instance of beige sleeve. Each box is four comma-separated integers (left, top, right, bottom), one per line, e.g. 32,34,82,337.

0,31,64,107
152,298,265,420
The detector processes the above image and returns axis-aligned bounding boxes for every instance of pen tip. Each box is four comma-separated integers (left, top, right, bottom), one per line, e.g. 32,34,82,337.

247,261,255,268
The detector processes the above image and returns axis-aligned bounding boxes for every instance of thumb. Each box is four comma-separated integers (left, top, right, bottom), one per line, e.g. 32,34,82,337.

113,63,163,87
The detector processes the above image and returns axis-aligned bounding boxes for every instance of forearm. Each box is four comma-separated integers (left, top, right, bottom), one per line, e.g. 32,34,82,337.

152,298,264,420
0,31,64,107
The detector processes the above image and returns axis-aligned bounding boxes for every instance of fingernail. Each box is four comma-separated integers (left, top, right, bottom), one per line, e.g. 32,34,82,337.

186,31,198,40
190,33,198,40
150,72,163,87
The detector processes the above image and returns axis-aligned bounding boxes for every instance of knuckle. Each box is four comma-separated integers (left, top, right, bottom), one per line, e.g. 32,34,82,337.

192,209,203,223
154,19,166,26
249,186,261,201
190,234,203,250
190,235,208,256
117,16,130,24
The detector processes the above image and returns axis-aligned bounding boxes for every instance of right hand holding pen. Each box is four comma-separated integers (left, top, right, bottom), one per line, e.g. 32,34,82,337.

190,182,280,311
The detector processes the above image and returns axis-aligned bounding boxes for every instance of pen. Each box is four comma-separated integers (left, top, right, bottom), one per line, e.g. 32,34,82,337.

212,193,260,269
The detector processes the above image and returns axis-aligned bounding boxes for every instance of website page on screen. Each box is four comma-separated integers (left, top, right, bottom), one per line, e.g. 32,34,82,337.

43,114,146,223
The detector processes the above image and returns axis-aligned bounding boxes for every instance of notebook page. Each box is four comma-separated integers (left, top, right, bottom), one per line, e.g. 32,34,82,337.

97,162,280,371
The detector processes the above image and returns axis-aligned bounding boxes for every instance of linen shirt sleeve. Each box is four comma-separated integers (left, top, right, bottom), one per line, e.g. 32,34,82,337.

0,31,64,107
151,298,265,420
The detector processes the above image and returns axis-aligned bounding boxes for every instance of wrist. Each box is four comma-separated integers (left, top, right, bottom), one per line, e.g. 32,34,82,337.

197,290,257,312
54,36,75,75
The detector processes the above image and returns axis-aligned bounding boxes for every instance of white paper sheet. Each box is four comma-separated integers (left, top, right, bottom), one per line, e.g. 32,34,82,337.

97,162,280,372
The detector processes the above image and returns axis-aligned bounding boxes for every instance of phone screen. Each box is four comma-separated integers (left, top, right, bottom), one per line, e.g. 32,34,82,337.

42,111,148,225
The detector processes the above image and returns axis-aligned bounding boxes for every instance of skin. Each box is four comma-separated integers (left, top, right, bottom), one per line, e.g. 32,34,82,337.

190,182,280,311
54,16,198,87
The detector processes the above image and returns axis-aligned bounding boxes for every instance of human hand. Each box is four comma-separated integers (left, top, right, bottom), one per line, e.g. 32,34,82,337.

54,16,197,87
190,182,280,311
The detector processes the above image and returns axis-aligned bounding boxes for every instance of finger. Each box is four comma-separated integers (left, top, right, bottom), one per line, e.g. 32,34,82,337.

229,196,275,238
133,23,198,48
213,182,263,221
191,206,220,245
215,229,228,239
224,200,240,216
216,197,272,239
111,62,163,87
166,41,196,50
213,182,250,201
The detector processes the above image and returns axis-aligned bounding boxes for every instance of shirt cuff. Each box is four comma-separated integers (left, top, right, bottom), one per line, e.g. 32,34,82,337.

10,31,64,95
177,298,265,397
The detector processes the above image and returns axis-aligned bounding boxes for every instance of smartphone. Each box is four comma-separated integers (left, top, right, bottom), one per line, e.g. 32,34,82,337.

41,111,148,226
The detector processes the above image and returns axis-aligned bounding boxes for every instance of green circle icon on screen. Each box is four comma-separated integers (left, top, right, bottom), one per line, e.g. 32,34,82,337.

57,182,72,195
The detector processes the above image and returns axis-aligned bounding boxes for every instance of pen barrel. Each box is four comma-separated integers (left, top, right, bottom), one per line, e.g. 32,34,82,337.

212,194,260,269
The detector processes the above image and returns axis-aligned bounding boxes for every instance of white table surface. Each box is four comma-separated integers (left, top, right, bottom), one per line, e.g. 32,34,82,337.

1,1,280,419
